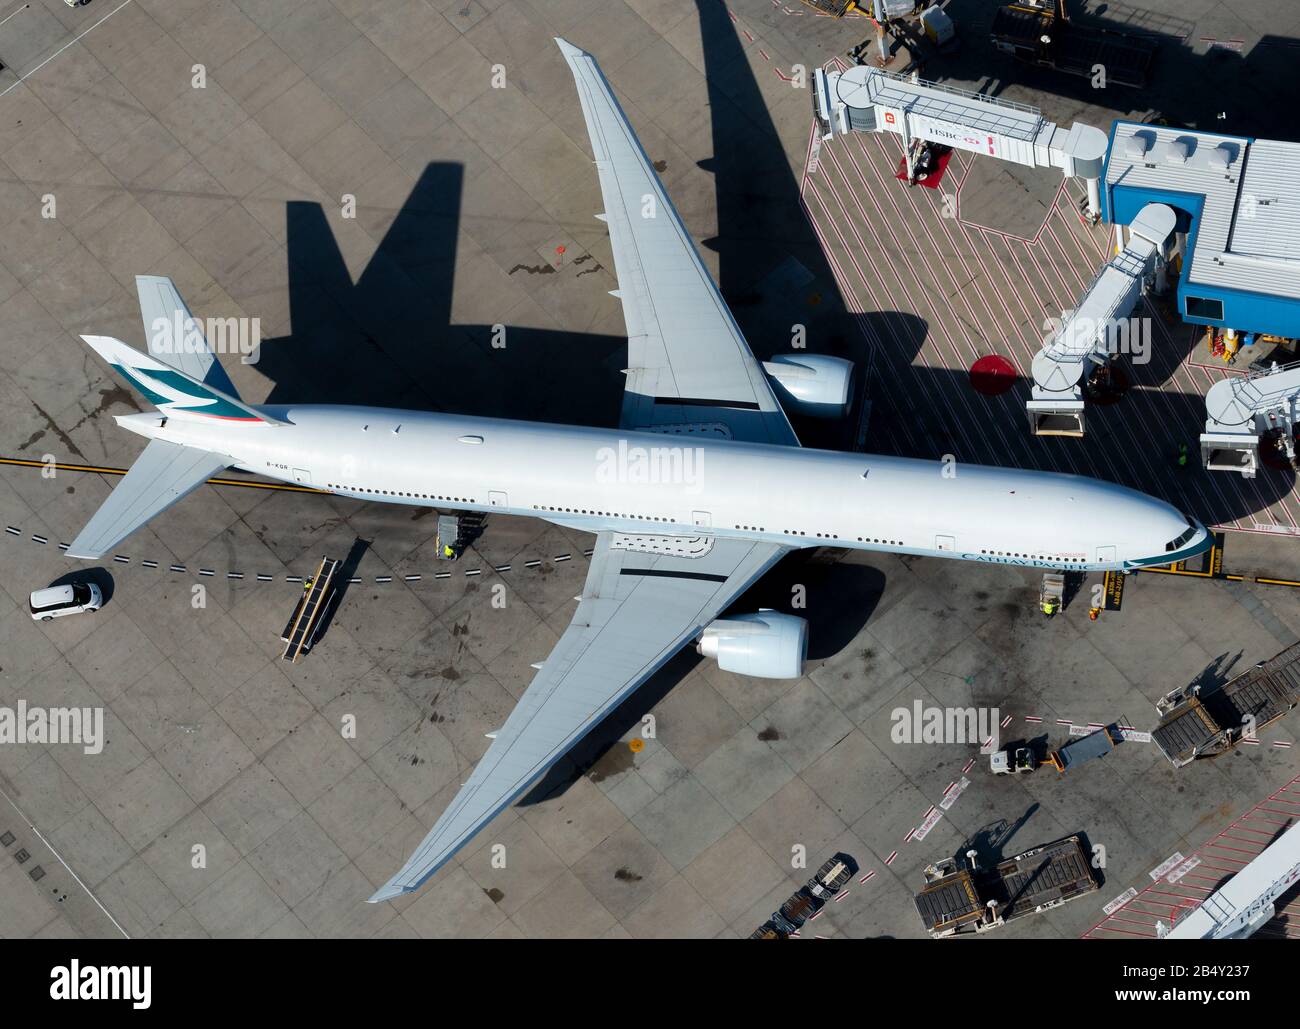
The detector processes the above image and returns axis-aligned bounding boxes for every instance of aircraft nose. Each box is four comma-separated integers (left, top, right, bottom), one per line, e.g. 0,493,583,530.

1178,514,1213,559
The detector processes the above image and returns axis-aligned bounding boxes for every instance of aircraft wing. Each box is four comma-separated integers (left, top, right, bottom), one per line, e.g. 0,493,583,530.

368,532,791,901
556,38,800,447
65,439,229,560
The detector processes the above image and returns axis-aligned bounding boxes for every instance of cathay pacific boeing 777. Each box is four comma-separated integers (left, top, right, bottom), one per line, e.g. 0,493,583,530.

65,39,1211,902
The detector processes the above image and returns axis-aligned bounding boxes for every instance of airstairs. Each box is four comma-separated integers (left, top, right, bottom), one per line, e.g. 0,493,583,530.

280,556,340,662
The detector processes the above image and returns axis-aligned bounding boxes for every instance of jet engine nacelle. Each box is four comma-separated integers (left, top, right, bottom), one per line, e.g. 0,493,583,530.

696,610,808,679
763,353,855,419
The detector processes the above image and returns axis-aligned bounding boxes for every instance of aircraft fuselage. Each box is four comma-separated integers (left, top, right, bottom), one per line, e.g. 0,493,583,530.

114,404,1211,572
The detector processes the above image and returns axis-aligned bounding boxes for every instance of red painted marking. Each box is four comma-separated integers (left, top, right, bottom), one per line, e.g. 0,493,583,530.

758,49,769,60
969,354,1018,396
1084,773,1300,938
1024,716,1043,723
961,758,974,773
1000,715,1013,728
859,871,876,884
743,29,754,42
885,850,898,865
893,148,952,188
774,68,794,82
834,890,850,903
903,827,916,842
944,781,957,795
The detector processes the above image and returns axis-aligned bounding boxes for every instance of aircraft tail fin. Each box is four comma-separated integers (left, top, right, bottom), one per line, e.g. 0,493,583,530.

135,275,246,396
80,334,284,425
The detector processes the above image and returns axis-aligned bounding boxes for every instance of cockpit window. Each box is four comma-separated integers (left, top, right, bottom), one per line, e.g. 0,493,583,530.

1165,525,1198,552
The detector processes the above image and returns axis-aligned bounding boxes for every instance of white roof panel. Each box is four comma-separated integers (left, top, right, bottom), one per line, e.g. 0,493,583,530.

1106,124,1300,301
1229,137,1300,263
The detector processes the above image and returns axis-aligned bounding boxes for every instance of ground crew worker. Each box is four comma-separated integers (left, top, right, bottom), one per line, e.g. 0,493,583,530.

1176,443,1188,468
1041,598,1059,616
442,543,456,560
302,576,314,593
1088,607,1100,621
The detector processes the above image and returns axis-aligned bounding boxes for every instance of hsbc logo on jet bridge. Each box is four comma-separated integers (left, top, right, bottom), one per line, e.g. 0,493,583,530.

914,120,997,156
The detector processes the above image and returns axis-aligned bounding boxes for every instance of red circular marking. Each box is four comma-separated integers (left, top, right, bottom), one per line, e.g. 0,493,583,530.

969,354,1017,396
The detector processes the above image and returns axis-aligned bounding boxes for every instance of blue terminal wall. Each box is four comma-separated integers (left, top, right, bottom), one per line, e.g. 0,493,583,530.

1099,120,1300,339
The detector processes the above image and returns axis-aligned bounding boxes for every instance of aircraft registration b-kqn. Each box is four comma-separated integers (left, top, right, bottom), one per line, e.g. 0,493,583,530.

66,39,1211,902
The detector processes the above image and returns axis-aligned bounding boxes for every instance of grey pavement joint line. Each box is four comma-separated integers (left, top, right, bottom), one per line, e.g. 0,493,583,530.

0,0,136,101
0,783,130,938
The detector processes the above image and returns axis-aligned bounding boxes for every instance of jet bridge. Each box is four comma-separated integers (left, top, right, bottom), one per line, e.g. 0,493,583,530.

1027,203,1176,437
1201,362,1300,478
812,65,1108,216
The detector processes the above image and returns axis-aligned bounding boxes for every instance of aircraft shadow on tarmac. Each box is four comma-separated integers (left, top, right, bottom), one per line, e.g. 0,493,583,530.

254,162,625,428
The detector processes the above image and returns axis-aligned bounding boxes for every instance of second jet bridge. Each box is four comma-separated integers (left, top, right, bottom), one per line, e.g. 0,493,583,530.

1027,203,1177,437
813,65,1108,215
1201,362,1300,478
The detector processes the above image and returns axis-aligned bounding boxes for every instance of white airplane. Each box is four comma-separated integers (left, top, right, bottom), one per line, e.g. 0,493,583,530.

67,39,1210,902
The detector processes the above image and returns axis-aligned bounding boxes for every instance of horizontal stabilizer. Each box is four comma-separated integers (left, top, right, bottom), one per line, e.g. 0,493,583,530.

66,439,230,559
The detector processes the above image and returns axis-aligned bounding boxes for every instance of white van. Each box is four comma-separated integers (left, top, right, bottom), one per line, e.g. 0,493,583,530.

29,583,102,621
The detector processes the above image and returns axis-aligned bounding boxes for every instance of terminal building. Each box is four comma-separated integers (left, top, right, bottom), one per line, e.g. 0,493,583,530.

1101,122,1300,345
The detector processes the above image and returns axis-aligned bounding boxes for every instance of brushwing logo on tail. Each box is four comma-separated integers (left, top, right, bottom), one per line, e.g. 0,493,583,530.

110,363,261,420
